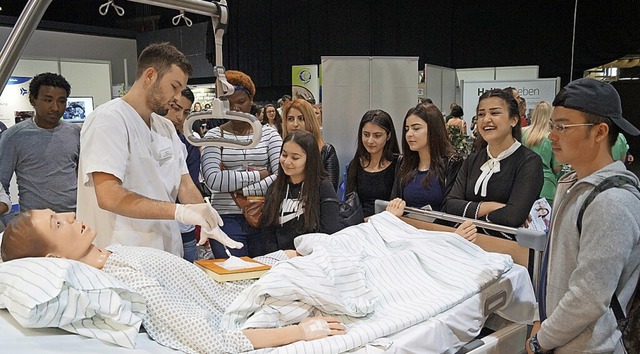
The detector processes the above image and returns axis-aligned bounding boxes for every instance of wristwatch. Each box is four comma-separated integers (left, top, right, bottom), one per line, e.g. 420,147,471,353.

529,334,551,354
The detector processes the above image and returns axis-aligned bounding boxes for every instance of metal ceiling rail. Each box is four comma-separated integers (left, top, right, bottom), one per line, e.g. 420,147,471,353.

0,0,222,96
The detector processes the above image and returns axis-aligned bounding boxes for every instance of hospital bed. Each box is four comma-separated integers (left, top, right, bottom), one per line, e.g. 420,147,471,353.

349,200,544,354
1,1,541,352
0,205,541,354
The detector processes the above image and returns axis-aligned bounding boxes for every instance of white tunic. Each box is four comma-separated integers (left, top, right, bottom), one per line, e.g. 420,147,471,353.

77,98,187,255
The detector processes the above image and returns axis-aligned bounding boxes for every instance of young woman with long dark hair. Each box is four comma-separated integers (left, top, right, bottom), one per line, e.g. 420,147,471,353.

443,89,543,237
262,130,343,253
391,104,462,211
345,109,400,217
262,103,283,136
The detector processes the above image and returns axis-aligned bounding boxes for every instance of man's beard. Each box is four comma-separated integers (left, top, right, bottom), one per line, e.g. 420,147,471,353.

147,82,169,116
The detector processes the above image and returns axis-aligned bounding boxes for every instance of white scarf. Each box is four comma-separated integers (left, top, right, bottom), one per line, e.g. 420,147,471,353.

474,141,521,197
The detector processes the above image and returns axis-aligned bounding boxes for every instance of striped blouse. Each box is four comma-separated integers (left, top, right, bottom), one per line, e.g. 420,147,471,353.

201,125,282,214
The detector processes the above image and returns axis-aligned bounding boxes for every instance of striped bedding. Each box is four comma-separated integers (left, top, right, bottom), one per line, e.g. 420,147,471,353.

0,257,145,348
222,211,514,353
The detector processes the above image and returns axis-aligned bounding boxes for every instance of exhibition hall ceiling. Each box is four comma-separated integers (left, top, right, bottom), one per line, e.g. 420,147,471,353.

2,0,639,85
2,0,211,34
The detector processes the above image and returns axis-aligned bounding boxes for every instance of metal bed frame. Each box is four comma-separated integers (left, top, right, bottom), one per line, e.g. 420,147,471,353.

375,200,546,353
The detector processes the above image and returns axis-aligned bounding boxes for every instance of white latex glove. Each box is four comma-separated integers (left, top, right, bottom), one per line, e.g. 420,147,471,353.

198,226,243,249
175,203,223,231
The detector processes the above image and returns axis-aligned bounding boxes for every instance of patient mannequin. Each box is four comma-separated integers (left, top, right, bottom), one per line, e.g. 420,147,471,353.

1,209,345,353
386,198,478,243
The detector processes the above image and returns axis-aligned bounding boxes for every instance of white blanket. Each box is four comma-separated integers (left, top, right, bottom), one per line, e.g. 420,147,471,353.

222,212,513,353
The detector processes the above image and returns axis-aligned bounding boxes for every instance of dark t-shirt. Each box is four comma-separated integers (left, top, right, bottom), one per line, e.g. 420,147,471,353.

355,158,398,217
263,179,342,253
402,171,444,211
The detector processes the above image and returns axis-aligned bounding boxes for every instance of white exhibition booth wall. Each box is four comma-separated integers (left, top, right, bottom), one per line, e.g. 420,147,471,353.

321,56,418,179
421,64,559,129
461,78,561,128
0,58,112,209
424,63,457,114
0,58,112,129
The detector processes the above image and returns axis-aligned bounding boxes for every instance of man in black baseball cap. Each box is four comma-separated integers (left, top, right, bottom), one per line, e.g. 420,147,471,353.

528,77,640,354
553,77,640,136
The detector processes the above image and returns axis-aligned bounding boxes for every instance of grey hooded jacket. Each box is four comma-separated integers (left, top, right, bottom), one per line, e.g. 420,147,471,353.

538,161,640,353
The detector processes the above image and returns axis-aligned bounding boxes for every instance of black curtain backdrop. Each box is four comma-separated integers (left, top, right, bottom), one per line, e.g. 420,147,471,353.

5,0,639,97
201,0,640,101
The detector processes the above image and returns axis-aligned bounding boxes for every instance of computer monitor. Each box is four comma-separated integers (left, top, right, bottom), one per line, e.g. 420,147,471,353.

63,96,94,122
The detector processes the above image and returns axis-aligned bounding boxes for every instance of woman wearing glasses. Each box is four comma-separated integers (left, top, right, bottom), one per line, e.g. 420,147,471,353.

443,89,543,238
522,101,563,205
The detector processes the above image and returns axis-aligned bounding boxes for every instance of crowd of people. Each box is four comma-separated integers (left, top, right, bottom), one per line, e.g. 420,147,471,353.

0,42,638,354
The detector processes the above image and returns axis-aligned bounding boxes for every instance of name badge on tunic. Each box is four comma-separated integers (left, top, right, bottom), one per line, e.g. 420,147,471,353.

156,147,173,164
151,135,174,165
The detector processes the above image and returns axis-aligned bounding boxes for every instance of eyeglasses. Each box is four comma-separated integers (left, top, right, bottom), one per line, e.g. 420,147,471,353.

548,121,595,133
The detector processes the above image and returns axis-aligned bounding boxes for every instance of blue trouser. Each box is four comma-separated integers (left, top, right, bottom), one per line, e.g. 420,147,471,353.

181,229,198,263
209,214,264,259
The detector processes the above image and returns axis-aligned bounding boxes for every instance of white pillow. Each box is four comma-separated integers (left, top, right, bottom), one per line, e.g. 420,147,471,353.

0,257,146,348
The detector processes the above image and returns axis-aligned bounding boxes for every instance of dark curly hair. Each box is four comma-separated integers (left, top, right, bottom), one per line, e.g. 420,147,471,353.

28,72,71,98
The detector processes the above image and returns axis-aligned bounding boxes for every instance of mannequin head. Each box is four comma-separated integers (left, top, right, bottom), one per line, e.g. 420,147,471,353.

1,210,107,268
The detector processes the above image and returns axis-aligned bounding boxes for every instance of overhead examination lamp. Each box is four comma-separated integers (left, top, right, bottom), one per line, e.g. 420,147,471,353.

114,0,263,149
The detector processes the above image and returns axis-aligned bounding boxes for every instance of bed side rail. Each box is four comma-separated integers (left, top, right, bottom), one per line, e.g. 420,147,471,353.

373,199,547,251
374,199,546,291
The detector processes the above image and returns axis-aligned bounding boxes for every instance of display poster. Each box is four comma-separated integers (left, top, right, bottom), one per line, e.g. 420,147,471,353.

461,78,560,128
292,65,319,103
0,76,34,129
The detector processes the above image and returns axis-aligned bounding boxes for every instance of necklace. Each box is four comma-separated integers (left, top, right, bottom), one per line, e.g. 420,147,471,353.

219,127,248,169
362,157,389,173
225,122,252,136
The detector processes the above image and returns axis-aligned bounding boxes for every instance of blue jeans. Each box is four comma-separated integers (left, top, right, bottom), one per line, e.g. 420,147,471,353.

182,239,198,263
209,214,264,259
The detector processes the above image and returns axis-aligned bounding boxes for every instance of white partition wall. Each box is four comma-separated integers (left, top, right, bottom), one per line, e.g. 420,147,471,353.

424,63,457,114
60,60,112,106
321,56,418,183
495,66,539,80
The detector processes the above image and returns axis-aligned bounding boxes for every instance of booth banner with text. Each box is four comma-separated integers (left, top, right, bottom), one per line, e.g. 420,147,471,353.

0,76,34,129
292,65,319,103
461,78,560,127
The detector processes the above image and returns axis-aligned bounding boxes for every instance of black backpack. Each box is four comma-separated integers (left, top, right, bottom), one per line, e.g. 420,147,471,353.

321,191,364,228
577,175,640,353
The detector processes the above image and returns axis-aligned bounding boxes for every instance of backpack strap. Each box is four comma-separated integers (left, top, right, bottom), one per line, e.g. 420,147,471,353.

577,175,638,234
576,175,640,322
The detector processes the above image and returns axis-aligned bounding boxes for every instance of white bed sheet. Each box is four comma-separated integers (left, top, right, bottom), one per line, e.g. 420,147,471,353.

0,309,176,354
0,214,536,354
235,212,530,354
0,264,534,354
354,263,536,354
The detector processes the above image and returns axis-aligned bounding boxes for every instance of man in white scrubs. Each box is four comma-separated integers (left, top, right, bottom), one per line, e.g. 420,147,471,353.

77,42,241,256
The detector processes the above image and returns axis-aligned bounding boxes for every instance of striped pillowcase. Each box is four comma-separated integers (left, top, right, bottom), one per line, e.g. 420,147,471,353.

0,257,146,348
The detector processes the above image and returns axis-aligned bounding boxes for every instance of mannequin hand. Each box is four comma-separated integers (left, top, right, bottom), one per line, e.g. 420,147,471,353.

385,198,406,217
198,226,243,249
455,220,478,243
175,203,223,230
298,316,346,341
